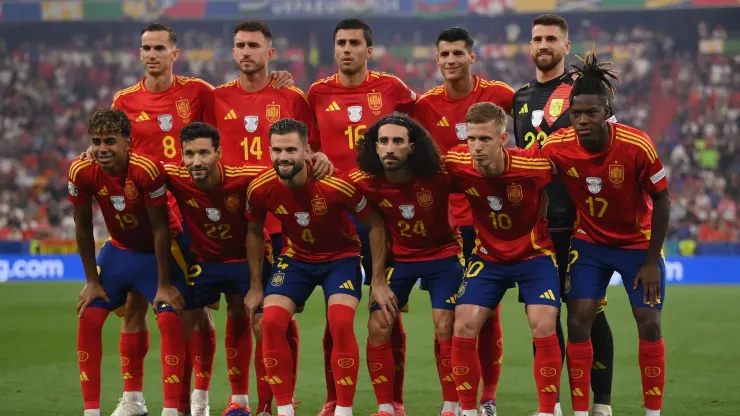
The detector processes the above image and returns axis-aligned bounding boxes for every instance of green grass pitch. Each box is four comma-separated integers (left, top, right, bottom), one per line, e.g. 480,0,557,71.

0,283,738,415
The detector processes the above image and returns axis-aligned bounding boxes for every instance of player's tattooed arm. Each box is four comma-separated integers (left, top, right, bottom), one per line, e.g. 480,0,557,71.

635,188,670,307
361,209,397,324
245,221,266,325
306,152,334,179
270,70,294,89
148,204,184,315
73,203,110,317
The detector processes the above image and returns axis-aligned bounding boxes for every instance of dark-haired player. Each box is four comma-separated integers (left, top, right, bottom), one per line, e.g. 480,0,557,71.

447,103,562,416
308,19,416,415
349,115,464,416
214,20,316,414
542,50,669,416
70,109,187,416
512,14,615,416
246,118,387,416
413,27,515,415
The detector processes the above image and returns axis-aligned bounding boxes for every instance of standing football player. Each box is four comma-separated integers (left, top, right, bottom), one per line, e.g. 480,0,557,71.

308,19,417,416
447,103,562,416
72,109,187,416
542,50,669,416
512,14,615,416
245,118,387,416
413,27,515,416
351,115,464,416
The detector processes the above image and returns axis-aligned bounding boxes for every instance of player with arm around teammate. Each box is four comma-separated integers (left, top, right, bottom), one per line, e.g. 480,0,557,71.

541,50,670,416
71,109,188,416
446,103,562,416
350,115,464,416
245,119,388,416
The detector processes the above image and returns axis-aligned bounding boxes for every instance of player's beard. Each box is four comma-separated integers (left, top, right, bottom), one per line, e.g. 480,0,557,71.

382,155,407,172
532,51,563,73
240,60,265,75
274,160,304,180
188,165,212,182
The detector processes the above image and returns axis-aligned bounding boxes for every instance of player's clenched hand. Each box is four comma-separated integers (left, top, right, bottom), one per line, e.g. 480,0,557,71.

270,70,294,89
370,283,398,325
308,152,334,179
244,288,264,327
81,146,94,162
77,282,110,318
634,263,661,307
153,284,184,315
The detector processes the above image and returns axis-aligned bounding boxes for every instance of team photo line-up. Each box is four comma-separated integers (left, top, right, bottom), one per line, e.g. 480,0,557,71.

70,14,668,416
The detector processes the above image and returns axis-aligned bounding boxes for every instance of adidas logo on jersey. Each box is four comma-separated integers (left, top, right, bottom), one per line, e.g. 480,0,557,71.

97,187,108,196
518,104,528,115
274,205,288,215
224,109,237,120
437,117,450,127
186,199,199,208
136,112,150,122
326,101,340,112
566,167,579,178
379,199,393,208
465,187,480,196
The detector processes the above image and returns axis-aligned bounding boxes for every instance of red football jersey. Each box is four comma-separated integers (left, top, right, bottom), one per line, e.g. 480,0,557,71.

445,146,554,264
541,123,669,249
308,71,417,172
164,163,264,263
112,75,215,162
246,168,371,263
349,167,462,262
67,152,181,252
214,79,318,166
414,76,515,227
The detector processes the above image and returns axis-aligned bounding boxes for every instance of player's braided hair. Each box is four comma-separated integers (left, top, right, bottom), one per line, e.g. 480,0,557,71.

569,47,620,104
357,113,442,179
88,109,131,138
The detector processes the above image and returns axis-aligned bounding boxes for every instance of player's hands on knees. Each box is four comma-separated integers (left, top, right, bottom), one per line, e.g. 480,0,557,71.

308,152,334,179
77,282,110,318
369,283,398,325
244,288,264,327
270,70,294,89
634,263,661,307
81,146,94,162
154,284,184,315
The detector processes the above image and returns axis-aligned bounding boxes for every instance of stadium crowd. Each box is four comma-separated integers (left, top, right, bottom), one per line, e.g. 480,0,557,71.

0,18,738,248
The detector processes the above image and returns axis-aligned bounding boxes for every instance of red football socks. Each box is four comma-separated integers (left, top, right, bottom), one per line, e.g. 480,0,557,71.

225,315,251,395
566,339,593,412
367,340,395,405
178,344,192,413
639,338,665,411
119,329,149,393
78,307,109,410
287,318,300,394
254,338,274,413
322,322,337,402
261,306,294,407
157,311,187,409
437,339,458,402
479,307,503,403
391,314,406,404
191,328,216,391
327,304,359,408
534,334,562,414
451,336,480,411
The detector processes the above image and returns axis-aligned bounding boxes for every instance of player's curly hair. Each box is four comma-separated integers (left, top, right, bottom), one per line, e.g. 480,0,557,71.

569,47,620,105
357,114,441,179
87,109,131,138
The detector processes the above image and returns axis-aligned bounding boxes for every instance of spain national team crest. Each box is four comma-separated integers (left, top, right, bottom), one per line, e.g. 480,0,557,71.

244,116,258,133
295,212,310,226
506,184,523,203
367,92,382,111
206,208,221,222
311,198,327,215
271,272,285,287
549,98,563,118
124,181,139,200
266,104,280,123
416,190,433,208
224,194,239,212
399,205,415,220
487,196,503,211
110,196,126,211
176,98,191,119
348,106,362,123
455,123,467,140
609,164,624,185
157,114,173,132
